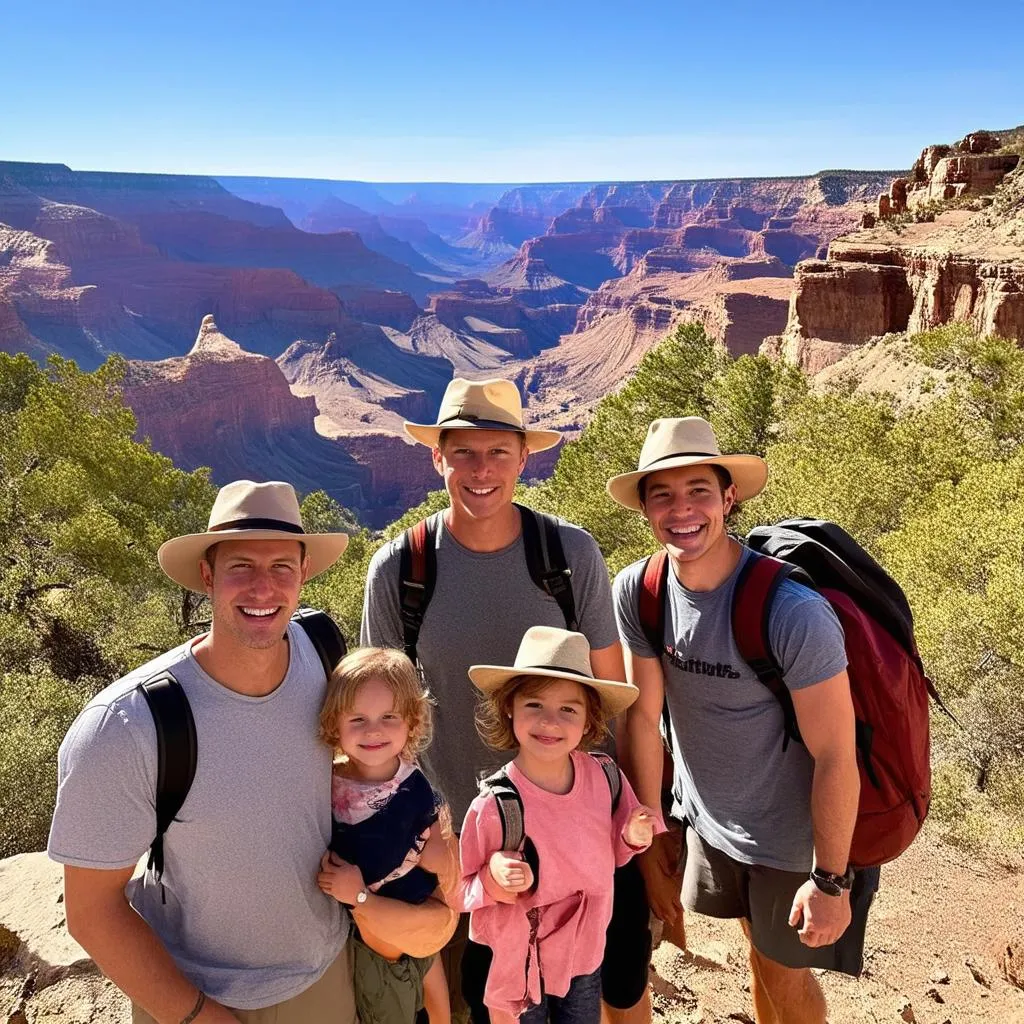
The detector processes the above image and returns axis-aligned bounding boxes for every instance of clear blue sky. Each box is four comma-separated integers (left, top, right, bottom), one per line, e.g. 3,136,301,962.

3,0,1022,182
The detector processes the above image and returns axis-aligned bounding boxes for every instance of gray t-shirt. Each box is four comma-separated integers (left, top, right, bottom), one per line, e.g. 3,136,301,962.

47,622,348,1010
613,546,847,872
361,510,619,826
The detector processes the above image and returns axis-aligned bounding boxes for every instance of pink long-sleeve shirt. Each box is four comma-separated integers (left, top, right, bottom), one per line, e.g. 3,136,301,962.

458,751,662,1018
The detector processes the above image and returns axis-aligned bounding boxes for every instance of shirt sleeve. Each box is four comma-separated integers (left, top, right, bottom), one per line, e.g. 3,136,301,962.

47,701,157,870
360,539,404,649
768,581,849,693
458,794,511,912
612,562,658,659
560,525,620,652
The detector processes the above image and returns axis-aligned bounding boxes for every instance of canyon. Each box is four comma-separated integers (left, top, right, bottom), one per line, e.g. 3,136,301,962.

767,129,1024,372
5,135,1019,524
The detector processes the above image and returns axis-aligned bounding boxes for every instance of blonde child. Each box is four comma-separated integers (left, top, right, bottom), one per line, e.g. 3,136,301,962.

459,626,664,1024
316,647,457,1024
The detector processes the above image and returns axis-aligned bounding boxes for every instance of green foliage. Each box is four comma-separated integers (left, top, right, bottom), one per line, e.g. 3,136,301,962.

533,323,807,573
0,354,217,854
7,317,1024,858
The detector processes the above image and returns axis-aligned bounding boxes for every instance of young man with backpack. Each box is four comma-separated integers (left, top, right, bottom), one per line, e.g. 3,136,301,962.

608,418,878,1024
48,480,456,1024
361,378,654,1024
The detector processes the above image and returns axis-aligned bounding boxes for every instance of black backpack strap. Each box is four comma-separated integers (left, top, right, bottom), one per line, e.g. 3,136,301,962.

138,671,197,886
589,751,623,813
518,505,578,632
480,767,539,890
732,551,806,750
398,516,439,664
291,607,347,676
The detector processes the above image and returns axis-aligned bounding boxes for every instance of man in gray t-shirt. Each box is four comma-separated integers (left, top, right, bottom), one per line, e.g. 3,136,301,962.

48,480,453,1024
362,377,652,1024
607,418,866,1024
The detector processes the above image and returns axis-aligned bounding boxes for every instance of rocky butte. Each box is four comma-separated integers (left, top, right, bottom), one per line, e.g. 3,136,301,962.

766,128,1024,372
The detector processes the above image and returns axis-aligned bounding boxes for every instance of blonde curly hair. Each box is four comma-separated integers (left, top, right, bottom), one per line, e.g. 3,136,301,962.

319,647,433,761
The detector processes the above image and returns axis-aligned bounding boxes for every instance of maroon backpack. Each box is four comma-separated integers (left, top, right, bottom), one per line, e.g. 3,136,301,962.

639,518,948,868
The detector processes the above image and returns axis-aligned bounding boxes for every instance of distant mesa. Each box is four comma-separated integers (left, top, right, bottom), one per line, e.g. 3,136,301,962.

768,128,1024,373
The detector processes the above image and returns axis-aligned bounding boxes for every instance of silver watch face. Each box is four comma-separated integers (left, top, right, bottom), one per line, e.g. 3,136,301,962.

356,889,368,904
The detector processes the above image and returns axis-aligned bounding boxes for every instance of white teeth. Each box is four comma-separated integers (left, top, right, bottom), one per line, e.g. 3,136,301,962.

467,487,496,495
669,524,703,535
242,607,277,617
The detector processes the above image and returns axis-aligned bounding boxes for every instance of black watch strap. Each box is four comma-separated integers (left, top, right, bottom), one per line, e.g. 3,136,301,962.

809,866,854,897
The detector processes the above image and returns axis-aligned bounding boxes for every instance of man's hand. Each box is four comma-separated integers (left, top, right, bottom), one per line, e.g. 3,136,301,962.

317,850,366,905
638,831,683,927
788,879,852,947
487,851,534,895
622,806,657,849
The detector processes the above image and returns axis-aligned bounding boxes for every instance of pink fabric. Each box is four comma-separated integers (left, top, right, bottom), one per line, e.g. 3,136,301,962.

458,751,663,1018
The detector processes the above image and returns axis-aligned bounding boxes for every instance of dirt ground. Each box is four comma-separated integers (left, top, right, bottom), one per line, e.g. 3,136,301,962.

3,824,1022,1023
650,823,1024,1023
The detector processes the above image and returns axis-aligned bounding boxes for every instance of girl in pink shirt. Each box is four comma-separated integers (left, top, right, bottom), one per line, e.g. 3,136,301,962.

459,626,663,1024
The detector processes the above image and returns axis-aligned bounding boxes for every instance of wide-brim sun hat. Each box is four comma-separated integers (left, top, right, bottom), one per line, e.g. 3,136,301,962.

158,480,349,593
404,377,562,453
469,625,639,717
606,417,768,512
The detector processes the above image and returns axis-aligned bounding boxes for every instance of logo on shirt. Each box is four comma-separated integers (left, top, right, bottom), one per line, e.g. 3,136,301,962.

664,645,741,678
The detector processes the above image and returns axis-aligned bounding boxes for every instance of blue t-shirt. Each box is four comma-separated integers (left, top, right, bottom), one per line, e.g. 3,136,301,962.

614,545,848,872
330,762,442,904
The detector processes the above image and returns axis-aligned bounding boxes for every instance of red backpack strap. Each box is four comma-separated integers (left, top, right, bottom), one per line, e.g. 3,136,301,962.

732,551,803,750
639,550,669,655
398,516,438,664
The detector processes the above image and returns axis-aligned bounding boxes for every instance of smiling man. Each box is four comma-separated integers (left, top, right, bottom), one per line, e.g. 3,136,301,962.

48,480,450,1024
608,419,871,1024
361,378,653,1024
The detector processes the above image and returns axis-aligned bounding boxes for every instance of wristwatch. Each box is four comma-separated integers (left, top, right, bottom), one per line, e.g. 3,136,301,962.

809,866,854,897
354,888,369,905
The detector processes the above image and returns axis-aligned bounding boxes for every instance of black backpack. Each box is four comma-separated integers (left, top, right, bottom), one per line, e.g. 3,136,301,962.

137,607,346,886
480,751,622,889
397,504,577,664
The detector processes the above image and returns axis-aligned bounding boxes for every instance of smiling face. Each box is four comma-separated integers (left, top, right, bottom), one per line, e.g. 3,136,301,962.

432,428,528,524
200,538,307,651
510,677,590,765
336,676,411,780
641,463,737,565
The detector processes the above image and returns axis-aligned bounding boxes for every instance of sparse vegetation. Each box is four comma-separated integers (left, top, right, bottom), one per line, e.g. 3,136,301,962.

3,322,1024,858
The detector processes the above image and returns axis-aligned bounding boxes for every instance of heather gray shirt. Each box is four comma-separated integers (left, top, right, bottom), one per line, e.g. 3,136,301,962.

613,546,847,872
361,511,619,826
47,622,347,1010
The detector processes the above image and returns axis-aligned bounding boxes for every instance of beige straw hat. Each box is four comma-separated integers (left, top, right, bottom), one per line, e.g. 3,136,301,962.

469,625,638,717
404,377,561,452
606,417,768,512
157,480,349,593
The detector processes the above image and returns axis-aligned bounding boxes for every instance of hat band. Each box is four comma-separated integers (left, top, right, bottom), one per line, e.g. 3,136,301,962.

438,413,525,432
519,663,593,679
640,450,720,471
209,517,306,534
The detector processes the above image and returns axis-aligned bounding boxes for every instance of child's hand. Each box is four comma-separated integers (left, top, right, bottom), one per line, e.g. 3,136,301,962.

317,850,366,905
623,806,657,849
488,850,534,894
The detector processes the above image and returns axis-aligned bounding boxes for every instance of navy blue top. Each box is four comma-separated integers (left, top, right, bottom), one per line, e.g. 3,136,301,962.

330,765,441,904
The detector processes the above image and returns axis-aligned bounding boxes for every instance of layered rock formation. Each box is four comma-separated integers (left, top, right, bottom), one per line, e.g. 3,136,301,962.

769,129,1024,372
122,315,377,517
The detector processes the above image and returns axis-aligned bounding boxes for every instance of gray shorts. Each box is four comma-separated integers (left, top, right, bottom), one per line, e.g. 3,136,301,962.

680,823,879,976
